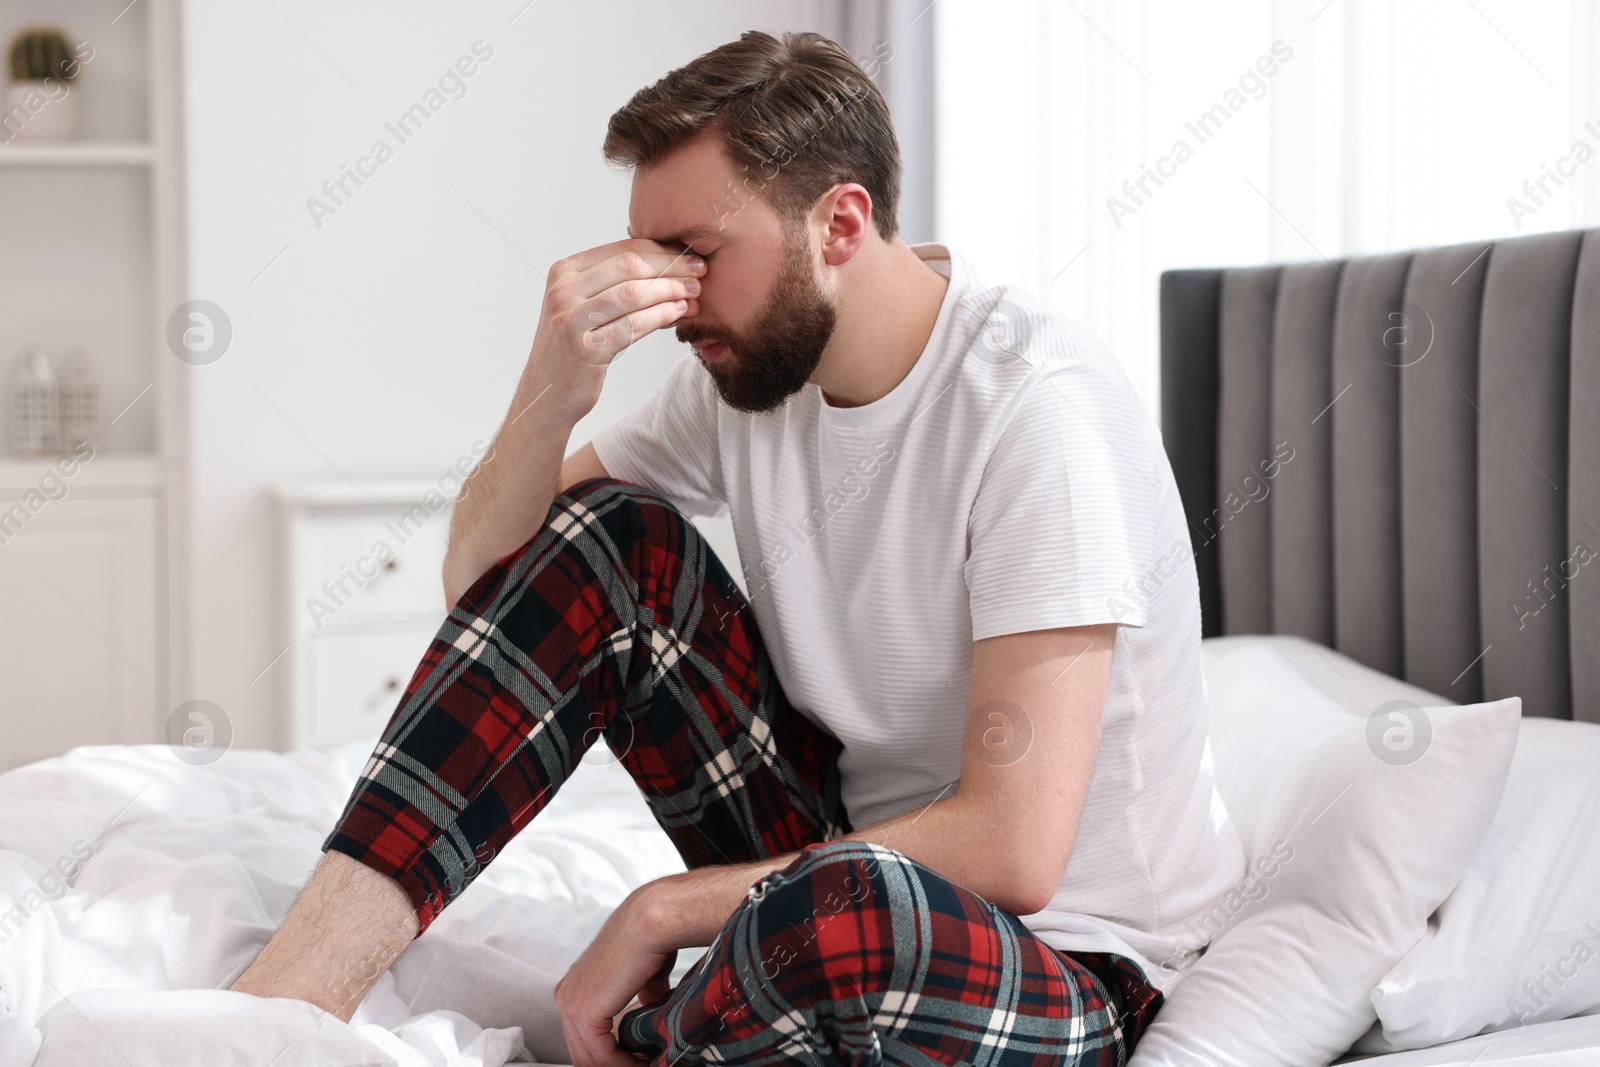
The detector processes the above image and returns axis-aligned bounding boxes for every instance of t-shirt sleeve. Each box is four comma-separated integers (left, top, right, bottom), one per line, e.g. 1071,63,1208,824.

587,353,726,518
965,365,1161,641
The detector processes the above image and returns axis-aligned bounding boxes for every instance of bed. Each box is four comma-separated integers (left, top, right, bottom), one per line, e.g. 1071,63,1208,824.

1,635,1595,1067
1158,227,1599,718
3,226,1599,1065
1145,226,1600,1066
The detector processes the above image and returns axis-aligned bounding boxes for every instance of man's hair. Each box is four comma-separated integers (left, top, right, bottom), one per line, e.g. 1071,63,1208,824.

603,30,901,242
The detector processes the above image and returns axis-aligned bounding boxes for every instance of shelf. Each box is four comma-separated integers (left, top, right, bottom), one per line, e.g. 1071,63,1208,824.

0,452,169,492
0,142,154,167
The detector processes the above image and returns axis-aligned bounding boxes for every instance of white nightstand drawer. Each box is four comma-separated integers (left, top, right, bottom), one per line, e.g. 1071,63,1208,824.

298,510,451,623
307,622,441,746
276,479,463,749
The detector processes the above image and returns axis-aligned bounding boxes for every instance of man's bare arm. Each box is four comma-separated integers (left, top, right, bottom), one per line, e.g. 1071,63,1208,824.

650,623,1116,935
442,241,706,603
442,426,607,604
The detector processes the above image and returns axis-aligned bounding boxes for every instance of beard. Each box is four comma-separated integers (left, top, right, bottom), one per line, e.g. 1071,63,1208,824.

674,224,838,414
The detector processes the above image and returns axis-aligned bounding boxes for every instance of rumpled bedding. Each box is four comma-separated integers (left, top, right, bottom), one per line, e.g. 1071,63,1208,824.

0,740,688,1066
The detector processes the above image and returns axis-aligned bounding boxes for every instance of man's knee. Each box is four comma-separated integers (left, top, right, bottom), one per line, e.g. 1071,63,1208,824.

751,841,913,929
728,842,918,1003
558,476,678,513
550,477,694,542
785,839,912,883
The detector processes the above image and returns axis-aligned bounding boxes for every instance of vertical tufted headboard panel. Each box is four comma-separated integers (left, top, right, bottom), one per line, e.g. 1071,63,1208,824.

1159,229,1600,721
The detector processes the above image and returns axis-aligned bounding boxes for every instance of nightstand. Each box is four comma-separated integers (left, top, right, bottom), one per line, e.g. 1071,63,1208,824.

273,480,454,749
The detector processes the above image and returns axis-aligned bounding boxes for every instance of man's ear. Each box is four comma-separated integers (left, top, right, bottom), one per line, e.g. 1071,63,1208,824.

819,183,872,267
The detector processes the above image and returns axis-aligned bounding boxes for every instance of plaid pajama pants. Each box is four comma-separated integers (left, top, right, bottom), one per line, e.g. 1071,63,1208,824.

322,477,1163,1066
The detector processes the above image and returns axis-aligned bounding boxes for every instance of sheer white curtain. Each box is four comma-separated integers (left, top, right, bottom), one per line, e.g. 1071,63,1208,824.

934,0,1597,413
812,0,940,243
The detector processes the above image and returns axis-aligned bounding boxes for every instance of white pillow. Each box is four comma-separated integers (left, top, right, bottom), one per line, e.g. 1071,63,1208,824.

1129,642,1521,1067
1208,634,1455,718
1355,717,1600,1053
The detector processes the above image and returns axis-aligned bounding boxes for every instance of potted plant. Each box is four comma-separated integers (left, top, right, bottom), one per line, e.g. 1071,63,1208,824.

4,27,82,143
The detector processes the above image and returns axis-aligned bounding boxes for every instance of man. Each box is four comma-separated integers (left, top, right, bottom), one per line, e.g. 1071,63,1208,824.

233,28,1244,1067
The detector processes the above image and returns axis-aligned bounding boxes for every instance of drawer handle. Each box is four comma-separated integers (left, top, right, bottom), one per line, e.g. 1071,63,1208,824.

365,675,404,712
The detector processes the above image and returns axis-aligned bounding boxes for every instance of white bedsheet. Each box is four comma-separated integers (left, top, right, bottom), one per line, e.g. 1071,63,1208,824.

0,740,687,1066
3,635,1598,1066
1336,1013,1600,1065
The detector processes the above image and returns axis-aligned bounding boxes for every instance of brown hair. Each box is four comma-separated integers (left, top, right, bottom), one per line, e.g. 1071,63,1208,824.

603,30,901,242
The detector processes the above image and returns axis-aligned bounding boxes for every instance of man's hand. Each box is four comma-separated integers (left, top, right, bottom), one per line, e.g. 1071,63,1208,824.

442,238,705,601
554,887,678,1067
531,238,707,424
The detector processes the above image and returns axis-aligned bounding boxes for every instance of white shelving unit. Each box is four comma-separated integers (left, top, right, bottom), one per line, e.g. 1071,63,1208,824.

0,0,187,770
0,141,155,165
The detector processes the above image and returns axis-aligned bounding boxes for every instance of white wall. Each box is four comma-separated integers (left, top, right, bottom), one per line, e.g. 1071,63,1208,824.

181,1,839,749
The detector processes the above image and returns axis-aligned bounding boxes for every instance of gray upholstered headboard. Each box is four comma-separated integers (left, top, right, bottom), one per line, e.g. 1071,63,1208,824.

1159,229,1599,722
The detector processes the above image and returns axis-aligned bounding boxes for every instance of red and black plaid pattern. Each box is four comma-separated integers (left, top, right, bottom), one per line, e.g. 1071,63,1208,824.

619,840,1163,1067
322,477,847,933
322,477,1162,1063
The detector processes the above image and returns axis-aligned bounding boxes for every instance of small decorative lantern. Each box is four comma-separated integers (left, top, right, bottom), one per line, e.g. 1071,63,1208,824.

11,349,59,455
57,350,101,452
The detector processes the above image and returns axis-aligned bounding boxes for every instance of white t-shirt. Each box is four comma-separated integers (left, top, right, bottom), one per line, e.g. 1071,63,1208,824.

590,243,1244,990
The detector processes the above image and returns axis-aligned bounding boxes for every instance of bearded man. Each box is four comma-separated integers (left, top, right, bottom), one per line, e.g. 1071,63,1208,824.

232,29,1243,1067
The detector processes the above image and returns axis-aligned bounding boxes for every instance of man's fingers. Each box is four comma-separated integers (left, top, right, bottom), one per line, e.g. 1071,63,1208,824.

584,275,699,331
558,239,701,284
553,238,661,275
571,249,705,307
573,1019,635,1067
598,1037,639,1067
637,977,671,1011
638,951,676,1008
575,298,695,365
